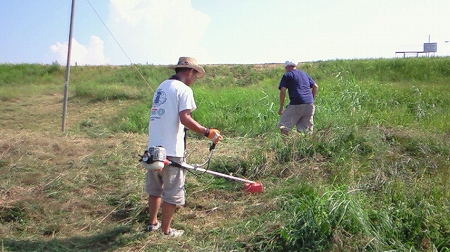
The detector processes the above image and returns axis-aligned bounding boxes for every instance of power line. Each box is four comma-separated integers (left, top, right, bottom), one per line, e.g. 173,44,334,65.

85,0,153,92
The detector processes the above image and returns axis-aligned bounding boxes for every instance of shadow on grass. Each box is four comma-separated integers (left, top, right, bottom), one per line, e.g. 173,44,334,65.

1,226,147,252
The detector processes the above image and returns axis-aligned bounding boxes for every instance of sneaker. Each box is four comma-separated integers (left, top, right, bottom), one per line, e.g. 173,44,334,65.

163,228,184,237
146,221,161,232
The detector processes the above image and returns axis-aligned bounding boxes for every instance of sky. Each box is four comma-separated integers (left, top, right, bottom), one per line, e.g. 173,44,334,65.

1,0,450,65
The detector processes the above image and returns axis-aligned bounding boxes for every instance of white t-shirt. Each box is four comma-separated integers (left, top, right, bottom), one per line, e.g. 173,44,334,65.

148,79,197,157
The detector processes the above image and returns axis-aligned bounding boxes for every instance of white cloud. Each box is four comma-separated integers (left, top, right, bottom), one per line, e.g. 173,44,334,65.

106,0,211,65
50,36,108,65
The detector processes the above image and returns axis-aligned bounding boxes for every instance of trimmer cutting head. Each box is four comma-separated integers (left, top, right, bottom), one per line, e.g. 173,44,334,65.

244,182,264,193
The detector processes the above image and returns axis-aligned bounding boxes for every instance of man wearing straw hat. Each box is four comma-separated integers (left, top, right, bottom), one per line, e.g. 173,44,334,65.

277,60,319,135
145,57,222,237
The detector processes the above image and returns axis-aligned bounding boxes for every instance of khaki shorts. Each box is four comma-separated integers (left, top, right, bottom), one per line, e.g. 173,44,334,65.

145,156,186,206
278,104,315,133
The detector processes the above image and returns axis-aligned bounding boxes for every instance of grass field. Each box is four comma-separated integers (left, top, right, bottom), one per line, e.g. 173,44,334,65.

1,58,450,251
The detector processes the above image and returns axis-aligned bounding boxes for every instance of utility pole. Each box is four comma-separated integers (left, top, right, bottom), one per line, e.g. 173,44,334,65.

62,0,76,132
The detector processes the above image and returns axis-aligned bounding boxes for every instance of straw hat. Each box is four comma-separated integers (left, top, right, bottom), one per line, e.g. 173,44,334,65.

169,57,205,78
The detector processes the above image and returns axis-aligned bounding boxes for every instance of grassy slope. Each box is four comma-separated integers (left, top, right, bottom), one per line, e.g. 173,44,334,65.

1,58,450,251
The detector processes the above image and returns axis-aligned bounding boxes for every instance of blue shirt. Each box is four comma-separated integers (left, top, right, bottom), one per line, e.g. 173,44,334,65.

279,69,315,105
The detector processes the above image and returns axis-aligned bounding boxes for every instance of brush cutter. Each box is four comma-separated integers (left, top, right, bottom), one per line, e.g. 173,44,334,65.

139,144,263,193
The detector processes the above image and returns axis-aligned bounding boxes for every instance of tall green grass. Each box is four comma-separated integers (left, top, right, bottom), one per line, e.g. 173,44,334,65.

0,62,62,86
301,57,450,83
3,59,449,135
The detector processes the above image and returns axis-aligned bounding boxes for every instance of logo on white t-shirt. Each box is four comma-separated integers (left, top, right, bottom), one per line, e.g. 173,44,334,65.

153,89,167,107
